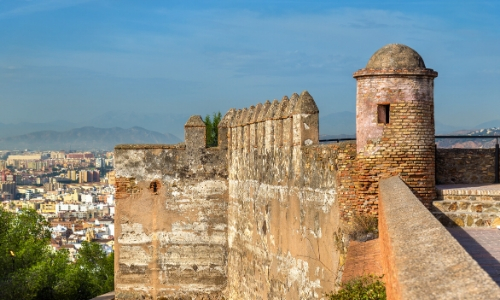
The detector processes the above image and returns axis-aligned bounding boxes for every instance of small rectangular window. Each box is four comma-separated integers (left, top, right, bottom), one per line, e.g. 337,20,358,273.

378,104,390,124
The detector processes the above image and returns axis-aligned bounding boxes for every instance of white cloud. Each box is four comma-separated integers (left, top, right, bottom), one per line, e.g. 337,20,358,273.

0,0,93,19
0,4,499,128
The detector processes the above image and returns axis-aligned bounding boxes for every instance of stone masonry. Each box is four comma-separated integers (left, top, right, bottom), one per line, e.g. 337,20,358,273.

436,148,497,184
114,118,229,299
114,92,359,299
433,149,500,228
114,44,444,299
225,91,345,299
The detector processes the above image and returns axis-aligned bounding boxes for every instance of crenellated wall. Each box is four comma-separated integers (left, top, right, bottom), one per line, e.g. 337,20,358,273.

114,91,359,299
224,91,350,299
112,43,500,299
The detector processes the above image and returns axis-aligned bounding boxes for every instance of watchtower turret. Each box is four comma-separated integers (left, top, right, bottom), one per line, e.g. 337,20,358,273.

353,44,438,207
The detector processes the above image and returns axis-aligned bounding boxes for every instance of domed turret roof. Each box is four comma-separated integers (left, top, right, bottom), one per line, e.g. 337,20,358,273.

366,44,425,69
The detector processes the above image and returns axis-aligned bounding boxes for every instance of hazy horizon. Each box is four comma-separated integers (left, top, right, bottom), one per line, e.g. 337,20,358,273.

1,1,499,134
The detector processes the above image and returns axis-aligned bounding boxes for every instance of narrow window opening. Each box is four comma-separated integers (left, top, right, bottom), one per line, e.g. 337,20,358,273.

378,104,390,124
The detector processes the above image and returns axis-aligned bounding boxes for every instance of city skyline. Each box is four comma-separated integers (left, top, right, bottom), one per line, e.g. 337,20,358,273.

1,0,499,134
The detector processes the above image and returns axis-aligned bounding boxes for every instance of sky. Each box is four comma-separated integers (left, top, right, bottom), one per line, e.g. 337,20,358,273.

0,0,499,135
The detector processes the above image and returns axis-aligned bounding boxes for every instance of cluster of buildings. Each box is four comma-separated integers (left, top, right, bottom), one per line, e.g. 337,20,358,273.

49,216,114,261
3,183,115,217
0,150,114,201
2,181,116,258
0,150,116,258
1,150,113,171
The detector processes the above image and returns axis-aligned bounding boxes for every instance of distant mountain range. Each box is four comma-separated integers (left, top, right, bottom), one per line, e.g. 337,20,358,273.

0,110,498,151
0,111,190,139
436,127,500,148
0,126,180,151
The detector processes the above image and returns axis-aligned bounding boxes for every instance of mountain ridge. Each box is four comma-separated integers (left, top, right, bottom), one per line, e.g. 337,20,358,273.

0,111,497,150
0,126,180,151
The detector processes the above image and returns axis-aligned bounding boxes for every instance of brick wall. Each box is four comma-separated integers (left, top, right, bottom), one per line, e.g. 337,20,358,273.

354,70,437,208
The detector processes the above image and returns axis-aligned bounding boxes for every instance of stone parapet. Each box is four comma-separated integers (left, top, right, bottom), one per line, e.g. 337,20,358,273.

436,148,497,184
432,184,500,227
222,91,357,299
379,176,500,299
114,92,356,299
185,115,206,150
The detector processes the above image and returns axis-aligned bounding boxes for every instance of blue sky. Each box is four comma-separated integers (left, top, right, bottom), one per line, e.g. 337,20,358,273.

0,0,499,135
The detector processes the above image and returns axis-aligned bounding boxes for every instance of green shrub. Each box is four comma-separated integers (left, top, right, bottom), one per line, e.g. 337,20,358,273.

326,275,386,300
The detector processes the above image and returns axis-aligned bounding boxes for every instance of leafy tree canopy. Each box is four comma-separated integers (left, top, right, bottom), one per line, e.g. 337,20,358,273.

0,208,114,300
204,112,222,147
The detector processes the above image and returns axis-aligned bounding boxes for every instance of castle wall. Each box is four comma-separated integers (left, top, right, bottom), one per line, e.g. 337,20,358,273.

436,148,497,184
112,88,452,298
114,140,228,298
225,92,350,299
111,44,459,299
113,92,356,299
354,71,437,208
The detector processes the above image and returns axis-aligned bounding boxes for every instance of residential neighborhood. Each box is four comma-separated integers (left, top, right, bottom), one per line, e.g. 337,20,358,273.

0,150,115,258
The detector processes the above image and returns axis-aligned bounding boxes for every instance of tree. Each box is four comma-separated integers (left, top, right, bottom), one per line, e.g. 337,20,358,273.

0,208,54,299
0,208,114,300
56,242,114,300
204,111,222,147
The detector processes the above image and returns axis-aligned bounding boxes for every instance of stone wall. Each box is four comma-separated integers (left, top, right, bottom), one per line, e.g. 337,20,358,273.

114,91,358,299
436,148,497,184
114,117,229,300
114,88,488,299
224,91,350,299
117,87,465,299
379,176,500,299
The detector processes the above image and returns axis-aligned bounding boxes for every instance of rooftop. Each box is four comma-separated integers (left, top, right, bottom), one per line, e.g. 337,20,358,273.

366,43,426,69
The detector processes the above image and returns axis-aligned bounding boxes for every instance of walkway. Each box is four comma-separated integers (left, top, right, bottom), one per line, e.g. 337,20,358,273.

437,183,500,191
341,239,383,283
448,228,500,285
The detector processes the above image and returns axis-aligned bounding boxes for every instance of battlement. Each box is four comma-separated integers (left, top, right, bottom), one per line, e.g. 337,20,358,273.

113,44,454,300
220,90,319,154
